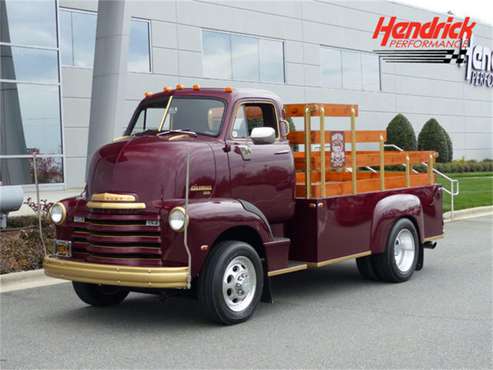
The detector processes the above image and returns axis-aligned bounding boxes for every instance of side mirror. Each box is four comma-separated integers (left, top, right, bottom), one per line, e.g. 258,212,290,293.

251,127,276,145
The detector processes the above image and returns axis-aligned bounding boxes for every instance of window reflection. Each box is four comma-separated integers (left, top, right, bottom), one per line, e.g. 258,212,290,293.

202,31,232,79
231,35,258,81
362,53,380,91
202,30,285,83
0,45,58,82
321,46,380,92
129,19,151,72
259,39,284,83
59,9,151,71
342,50,362,90
0,157,63,185
0,0,57,47
320,47,342,88
0,83,62,155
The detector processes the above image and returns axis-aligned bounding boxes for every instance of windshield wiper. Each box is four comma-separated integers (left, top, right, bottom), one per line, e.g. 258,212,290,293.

157,129,198,137
132,129,159,136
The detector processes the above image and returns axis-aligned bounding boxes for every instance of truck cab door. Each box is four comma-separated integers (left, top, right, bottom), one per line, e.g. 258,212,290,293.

227,101,295,223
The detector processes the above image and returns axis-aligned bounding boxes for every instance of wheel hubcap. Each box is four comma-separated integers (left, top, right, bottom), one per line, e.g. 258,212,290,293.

393,229,416,273
222,256,256,312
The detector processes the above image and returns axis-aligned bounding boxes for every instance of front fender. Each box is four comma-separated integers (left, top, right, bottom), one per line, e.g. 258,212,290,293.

162,198,273,276
370,194,424,254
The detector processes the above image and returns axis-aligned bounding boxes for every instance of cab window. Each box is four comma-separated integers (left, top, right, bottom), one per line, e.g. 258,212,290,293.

232,103,278,139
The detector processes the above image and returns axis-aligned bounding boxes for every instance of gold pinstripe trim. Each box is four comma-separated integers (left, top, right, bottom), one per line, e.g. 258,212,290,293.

268,263,307,277
306,251,372,268
423,234,444,242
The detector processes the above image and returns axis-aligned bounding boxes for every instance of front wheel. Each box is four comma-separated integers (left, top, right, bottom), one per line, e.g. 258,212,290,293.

72,282,129,307
199,240,263,325
372,218,419,282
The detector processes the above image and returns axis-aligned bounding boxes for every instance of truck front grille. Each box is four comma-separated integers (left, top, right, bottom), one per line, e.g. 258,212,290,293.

70,211,163,267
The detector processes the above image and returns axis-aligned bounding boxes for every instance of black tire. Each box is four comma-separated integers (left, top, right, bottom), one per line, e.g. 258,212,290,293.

198,240,264,325
72,282,129,307
356,255,379,281
372,218,419,283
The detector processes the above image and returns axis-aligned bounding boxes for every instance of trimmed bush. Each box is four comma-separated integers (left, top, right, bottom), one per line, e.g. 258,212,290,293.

442,127,453,161
386,114,417,151
418,118,449,163
435,159,493,173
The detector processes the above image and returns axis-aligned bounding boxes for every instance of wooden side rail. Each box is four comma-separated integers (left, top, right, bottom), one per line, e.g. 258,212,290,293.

285,103,359,117
294,150,438,169
287,130,387,144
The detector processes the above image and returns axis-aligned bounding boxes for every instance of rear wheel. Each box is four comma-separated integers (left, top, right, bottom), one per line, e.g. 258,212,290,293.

72,282,129,306
372,218,419,283
199,240,263,325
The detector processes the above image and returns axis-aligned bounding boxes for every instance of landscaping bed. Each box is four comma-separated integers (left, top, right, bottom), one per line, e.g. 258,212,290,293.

0,216,55,274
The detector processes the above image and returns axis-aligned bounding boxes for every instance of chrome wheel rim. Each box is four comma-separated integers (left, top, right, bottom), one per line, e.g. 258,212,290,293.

222,256,257,312
393,229,416,273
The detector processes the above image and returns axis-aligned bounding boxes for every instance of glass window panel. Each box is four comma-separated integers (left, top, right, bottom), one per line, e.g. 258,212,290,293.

342,50,362,90
1,0,57,47
59,10,73,66
202,31,232,79
320,47,342,88
231,35,258,81
72,10,96,67
0,82,62,155
0,157,63,185
0,45,58,82
128,20,151,72
362,53,380,91
259,39,284,83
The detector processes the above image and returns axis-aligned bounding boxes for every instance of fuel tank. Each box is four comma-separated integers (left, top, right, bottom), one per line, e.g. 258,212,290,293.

87,135,217,203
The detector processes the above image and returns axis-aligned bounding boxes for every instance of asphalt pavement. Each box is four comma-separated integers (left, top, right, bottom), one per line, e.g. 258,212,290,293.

1,215,492,369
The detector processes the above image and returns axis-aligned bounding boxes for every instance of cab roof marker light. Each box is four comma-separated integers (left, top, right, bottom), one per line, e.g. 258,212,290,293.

144,91,153,98
224,86,233,93
176,83,185,90
192,83,200,91
163,86,172,93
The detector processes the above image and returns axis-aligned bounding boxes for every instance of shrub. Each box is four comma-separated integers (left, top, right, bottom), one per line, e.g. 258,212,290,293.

441,126,453,161
418,118,449,163
386,114,417,151
434,159,493,173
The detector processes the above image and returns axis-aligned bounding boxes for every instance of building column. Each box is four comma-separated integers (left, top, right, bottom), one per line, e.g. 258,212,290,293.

86,0,130,178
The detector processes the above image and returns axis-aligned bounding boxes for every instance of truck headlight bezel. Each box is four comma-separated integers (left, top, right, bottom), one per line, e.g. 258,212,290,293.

168,206,188,232
49,202,67,225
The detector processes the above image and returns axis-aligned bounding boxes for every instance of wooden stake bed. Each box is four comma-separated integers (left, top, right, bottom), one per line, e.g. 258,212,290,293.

285,103,438,198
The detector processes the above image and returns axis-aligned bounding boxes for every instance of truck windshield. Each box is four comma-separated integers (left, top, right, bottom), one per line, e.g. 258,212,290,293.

128,97,225,136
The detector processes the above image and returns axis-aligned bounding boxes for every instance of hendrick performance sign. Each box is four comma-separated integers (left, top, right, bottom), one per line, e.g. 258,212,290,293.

372,16,492,88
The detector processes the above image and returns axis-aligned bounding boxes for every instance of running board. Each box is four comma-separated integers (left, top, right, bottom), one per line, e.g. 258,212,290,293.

267,251,372,277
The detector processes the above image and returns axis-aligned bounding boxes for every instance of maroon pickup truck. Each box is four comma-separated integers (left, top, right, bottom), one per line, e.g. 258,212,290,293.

44,85,443,324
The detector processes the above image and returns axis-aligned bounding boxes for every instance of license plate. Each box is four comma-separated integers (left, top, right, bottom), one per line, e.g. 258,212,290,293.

54,240,72,258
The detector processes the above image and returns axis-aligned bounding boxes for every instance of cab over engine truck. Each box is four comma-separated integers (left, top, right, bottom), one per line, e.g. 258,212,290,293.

44,85,444,324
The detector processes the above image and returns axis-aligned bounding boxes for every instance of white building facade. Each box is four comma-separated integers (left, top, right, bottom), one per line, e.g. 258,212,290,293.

1,0,492,190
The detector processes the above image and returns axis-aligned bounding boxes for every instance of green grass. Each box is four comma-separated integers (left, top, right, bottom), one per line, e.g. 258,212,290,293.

437,172,493,212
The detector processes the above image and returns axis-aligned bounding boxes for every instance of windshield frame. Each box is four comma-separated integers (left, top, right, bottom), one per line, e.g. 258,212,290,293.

125,95,228,138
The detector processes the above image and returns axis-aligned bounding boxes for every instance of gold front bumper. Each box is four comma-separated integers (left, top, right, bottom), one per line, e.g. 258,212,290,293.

43,256,188,288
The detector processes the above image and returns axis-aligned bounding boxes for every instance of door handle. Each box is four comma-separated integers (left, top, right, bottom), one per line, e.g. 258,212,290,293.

274,150,290,155
235,144,252,161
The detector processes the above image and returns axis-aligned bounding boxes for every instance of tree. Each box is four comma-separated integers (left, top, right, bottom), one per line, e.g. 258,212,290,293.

386,114,417,151
418,118,450,163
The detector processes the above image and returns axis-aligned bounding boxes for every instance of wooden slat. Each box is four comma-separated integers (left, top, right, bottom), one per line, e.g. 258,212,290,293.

284,103,359,117
295,170,408,183
296,173,433,198
288,130,386,144
294,150,437,170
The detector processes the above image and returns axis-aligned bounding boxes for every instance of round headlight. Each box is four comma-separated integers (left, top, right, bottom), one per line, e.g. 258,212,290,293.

49,203,66,225
168,207,187,232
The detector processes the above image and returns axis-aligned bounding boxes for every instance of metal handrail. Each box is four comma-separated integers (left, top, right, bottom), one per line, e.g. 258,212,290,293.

384,143,460,218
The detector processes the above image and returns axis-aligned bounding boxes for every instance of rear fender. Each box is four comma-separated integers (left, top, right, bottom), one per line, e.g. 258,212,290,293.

370,194,424,254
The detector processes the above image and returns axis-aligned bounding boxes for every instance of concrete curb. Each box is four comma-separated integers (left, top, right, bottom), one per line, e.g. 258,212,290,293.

444,205,493,223
0,269,66,293
1,207,491,293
